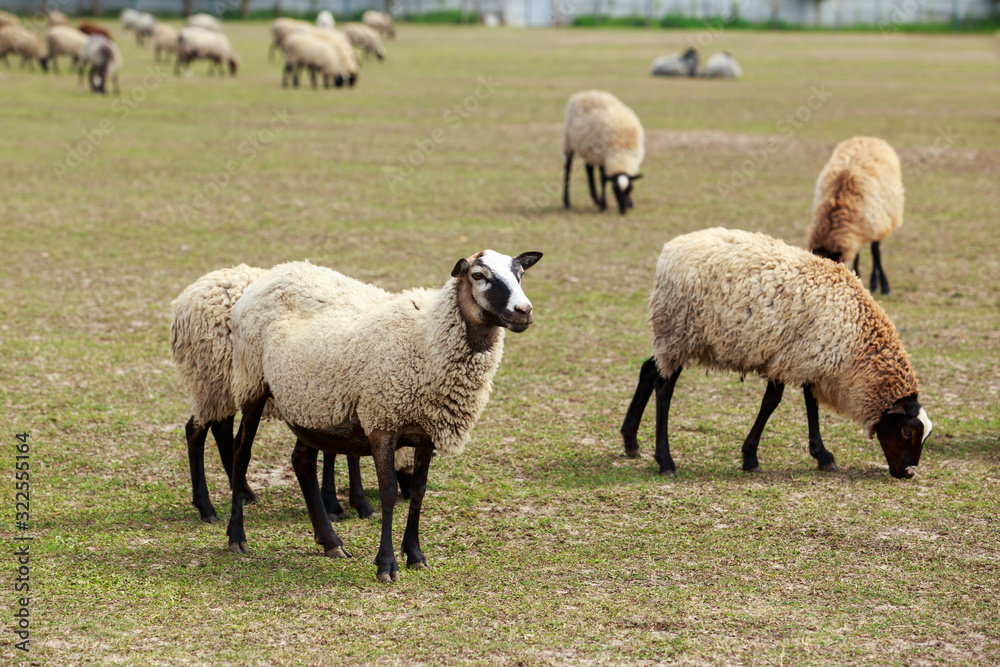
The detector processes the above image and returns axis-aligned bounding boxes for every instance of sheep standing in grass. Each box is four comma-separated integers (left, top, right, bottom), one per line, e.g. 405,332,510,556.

46,25,89,73
78,35,122,95
698,52,741,78
269,17,311,61
310,28,359,86
650,48,698,77
152,23,180,64
133,12,157,46
227,250,543,581
563,89,645,215
171,265,392,523
316,10,335,29
362,10,395,39
121,8,138,34
176,27,239,77
0,25,48,71
282,31,348,89
620,227,932,479
186,13,222,32
344,23,386,60
808,136,904,295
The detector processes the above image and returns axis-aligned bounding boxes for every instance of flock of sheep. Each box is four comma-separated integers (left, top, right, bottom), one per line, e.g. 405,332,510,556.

0,8,395,93
166,91,930,582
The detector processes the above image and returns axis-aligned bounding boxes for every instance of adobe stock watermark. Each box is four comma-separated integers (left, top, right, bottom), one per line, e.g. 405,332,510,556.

716,84,833,197
877,0,922,35
53,67,171,175
167,109,293,222
383,76,499,192
904,126,958,179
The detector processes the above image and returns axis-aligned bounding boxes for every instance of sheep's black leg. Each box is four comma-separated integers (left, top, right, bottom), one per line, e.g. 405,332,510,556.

319,452,348,520
585,164,601,209
292,441,351,558
621,356,658,458
804,385,838,471
369,429,400,582
562,151,573,209
870,241,890,295
742,381,784,472
397,467,412,500
654,367,682,475
401,448,432,570
227,392,267,554
185,416,218,523
309,66,318,88
347,455,375,518
599,166,608,210
852,254,860,278
210,416,257,504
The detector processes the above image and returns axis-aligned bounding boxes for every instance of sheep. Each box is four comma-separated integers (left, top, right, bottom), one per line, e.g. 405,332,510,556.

282,32,348,89
176,26,239,77
269,17,311,62
563,89,645,215
45,25,89,74
309,28,359,86
697,51,741,78
186,13,222,32
78,35,122,95
48,10,71,27
808,136,904,296
316,10,335,29
120,8,138,33
620,227,932,480
362,10,395,39
152,22,180,63
0,25,48,72
227,250,543,581
171,264,394,523
0,10,21,30
650,48,698,77
79,22,114,41
343,23,386,61
133,12,157,47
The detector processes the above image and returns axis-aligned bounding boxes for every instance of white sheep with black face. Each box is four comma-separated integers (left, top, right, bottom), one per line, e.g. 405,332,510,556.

226,250,543,582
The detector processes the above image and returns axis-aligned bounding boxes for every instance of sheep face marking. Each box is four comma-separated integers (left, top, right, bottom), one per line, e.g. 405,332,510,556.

452,250,543,333
611,173,641,215
873,396,931,479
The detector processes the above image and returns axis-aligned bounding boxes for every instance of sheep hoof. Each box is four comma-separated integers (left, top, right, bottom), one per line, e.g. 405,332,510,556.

328,510,348,522
743,465,760,473
377,570,400,583
228,541,248,554
408,560,428,571
202,514,219,524
624,448,640,459
819,462,839,472
658,468,676,477
324,546,351,559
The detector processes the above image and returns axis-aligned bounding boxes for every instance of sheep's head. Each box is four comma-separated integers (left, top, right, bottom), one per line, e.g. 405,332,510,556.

452,250,543,334
682,48,699,76
873,394,932,479
610,173,642,215
228,55,240,76
810,246,844,263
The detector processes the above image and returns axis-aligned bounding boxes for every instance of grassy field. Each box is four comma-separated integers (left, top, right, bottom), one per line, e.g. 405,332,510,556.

1,21,999,665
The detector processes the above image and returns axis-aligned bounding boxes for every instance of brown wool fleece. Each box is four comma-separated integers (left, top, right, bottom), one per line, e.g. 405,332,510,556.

230,261,505,457
650,228,919,432
808,136,904,265
564,90,645,176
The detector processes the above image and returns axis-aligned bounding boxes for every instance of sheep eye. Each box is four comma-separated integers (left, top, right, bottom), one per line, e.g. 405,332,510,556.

471,273,485,281
901,427,913,440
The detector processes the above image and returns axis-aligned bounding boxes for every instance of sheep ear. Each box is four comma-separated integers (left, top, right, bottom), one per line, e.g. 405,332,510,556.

451,258,470,278
514,252,543,272
886,402,907,416
631,174,643,181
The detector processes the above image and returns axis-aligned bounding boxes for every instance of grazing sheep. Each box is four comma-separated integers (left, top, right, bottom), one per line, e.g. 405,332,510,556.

0,10,21,30
120,8,139,33
79,22,114,41
650,48,698,77
152,22,180,63
808,136,905,295
362,10,395,39
563,89,645,215
282,31,348,89
316,10,335,29
269,17,311,62
78,35,122,95
227,250,543,581
620,228,932,479
0,25,48,71
186,13,222,32
698,51,741,78
176,27,239,77
46,25,89,74
133,12,157,47
309,28,359,86
48,10,71,27
170,265,392,523
344,23,386,61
